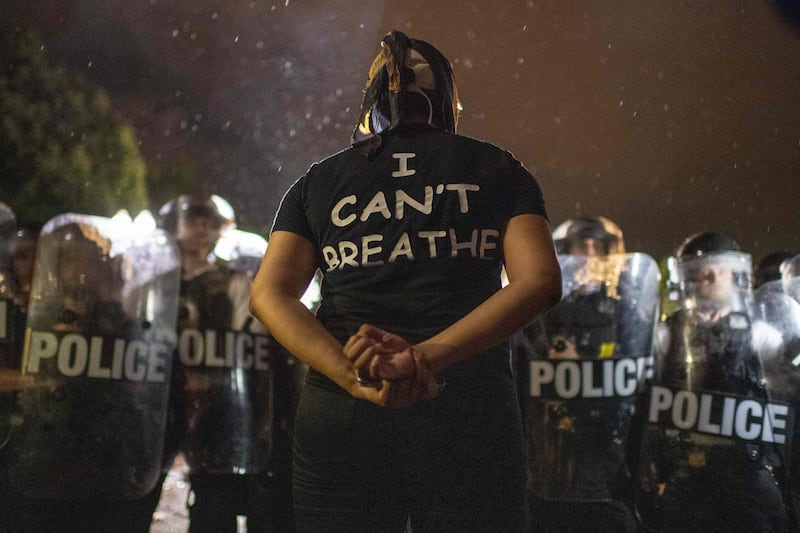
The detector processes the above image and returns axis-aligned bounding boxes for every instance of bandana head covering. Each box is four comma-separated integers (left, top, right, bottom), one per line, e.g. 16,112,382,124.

352,30,461,157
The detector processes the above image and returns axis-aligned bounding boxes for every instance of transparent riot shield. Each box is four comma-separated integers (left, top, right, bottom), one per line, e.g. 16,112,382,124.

525,252,659,501
783,253,800,305
7,213,181,499
636,253,791,532
176,229,274,474
0,202,16,449
754,281,800,531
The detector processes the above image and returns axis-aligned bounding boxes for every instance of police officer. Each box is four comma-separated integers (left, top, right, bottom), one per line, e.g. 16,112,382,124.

5,213,180,532
159,192,280,533
526,216,658,533
755,250,796,289
638,231,788,532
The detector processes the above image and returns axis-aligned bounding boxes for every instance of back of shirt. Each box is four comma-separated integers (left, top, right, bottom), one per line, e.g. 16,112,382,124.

273,126,546,344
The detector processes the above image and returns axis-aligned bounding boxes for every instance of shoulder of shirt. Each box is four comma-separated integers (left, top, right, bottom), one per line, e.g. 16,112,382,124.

309,130,514,168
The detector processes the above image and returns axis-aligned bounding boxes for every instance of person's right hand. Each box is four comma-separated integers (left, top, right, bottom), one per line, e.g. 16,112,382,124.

343,325,440,408
344,324,417,380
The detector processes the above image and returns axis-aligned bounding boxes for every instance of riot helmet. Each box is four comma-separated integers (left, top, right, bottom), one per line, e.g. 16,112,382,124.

781,253,800,302
157,193,235,234
754,250,795,288
352,30,461,157
158,193,235,257
675,231,752,316
552,216,625,256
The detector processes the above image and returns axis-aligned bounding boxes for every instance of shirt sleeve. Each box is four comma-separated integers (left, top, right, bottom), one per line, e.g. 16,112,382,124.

509,155,548,220
270,174,315,243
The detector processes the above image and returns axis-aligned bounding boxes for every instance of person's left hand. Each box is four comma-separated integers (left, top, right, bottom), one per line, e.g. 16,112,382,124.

344,324,417,381
347,353,437,409
343,324,440,404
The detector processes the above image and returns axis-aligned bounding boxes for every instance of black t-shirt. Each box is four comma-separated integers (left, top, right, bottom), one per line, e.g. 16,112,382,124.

273,126,547,345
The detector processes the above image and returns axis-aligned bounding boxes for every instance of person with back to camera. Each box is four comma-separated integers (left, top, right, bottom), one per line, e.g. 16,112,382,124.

248,30,562,532
636,231,790,532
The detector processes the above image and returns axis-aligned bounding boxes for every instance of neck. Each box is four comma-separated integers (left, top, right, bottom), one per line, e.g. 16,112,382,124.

180,248,214,277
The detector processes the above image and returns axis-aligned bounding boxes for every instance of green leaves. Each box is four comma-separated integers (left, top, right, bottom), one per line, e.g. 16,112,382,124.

1,28,148,225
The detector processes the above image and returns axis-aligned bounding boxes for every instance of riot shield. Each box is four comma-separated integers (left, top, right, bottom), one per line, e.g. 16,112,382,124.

176,229,274,475
754,281,800,530
783,253,800,304
636,252,791,532
6,213,181,499
0,202,16,448
525,252,659,501
215,227,267,279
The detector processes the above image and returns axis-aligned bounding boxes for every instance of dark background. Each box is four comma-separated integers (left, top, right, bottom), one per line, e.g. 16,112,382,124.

2,0,799,261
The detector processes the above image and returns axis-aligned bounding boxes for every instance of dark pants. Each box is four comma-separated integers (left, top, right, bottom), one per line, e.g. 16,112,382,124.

0,469,165,533
528,493,639,533
188,472,277,533
292,364,528,533
659,462,787,533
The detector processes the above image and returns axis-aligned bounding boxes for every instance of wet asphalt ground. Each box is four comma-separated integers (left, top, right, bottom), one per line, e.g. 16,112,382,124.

148,457,190,533
148,455,251,533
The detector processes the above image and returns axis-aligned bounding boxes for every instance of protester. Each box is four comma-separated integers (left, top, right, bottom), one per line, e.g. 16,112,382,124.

249,30,562,531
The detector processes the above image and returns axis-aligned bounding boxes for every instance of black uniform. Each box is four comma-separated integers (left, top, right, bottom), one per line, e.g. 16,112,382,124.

172,262,278,533
650,310,787,532
527,278,649,533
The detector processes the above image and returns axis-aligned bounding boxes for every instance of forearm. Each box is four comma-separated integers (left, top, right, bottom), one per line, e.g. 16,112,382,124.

250,292,357,393
419,276,562,375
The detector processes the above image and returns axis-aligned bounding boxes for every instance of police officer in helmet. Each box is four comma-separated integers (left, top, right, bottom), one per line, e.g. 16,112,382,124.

640,231,787,532
552,215,625,257
527,216,656,533
159,192,279,532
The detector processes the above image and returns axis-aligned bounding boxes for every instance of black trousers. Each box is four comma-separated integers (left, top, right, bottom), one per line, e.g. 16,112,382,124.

292,365,528,533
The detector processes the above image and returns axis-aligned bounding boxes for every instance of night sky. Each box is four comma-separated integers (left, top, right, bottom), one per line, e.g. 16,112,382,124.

2,0,799,261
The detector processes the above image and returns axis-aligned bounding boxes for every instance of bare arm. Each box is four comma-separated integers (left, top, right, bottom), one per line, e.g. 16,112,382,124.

249,230,433,406
249,231,355,390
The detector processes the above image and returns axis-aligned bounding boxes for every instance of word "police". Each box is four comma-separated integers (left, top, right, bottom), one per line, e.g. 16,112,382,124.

178,329,270,371
530,357,653,398
648,385,789,444
25,330,171,383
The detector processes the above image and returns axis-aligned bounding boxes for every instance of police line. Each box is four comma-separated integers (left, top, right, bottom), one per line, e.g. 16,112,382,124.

529,356,654,398
23,328,271,382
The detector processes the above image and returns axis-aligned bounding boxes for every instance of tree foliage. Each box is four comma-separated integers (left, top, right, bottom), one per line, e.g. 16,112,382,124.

1,28,148,226
145,159,199,213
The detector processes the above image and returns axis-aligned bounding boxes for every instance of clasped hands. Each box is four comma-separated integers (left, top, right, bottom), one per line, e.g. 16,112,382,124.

343,324,440,408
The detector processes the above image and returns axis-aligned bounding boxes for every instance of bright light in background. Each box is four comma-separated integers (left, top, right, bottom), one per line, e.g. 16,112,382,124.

132,210,157,235
215,229,321,309
108,209,133,256
215,228,267,261
301,273,321,310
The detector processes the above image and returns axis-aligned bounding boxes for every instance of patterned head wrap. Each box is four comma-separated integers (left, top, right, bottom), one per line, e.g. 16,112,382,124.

351,30,461,157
